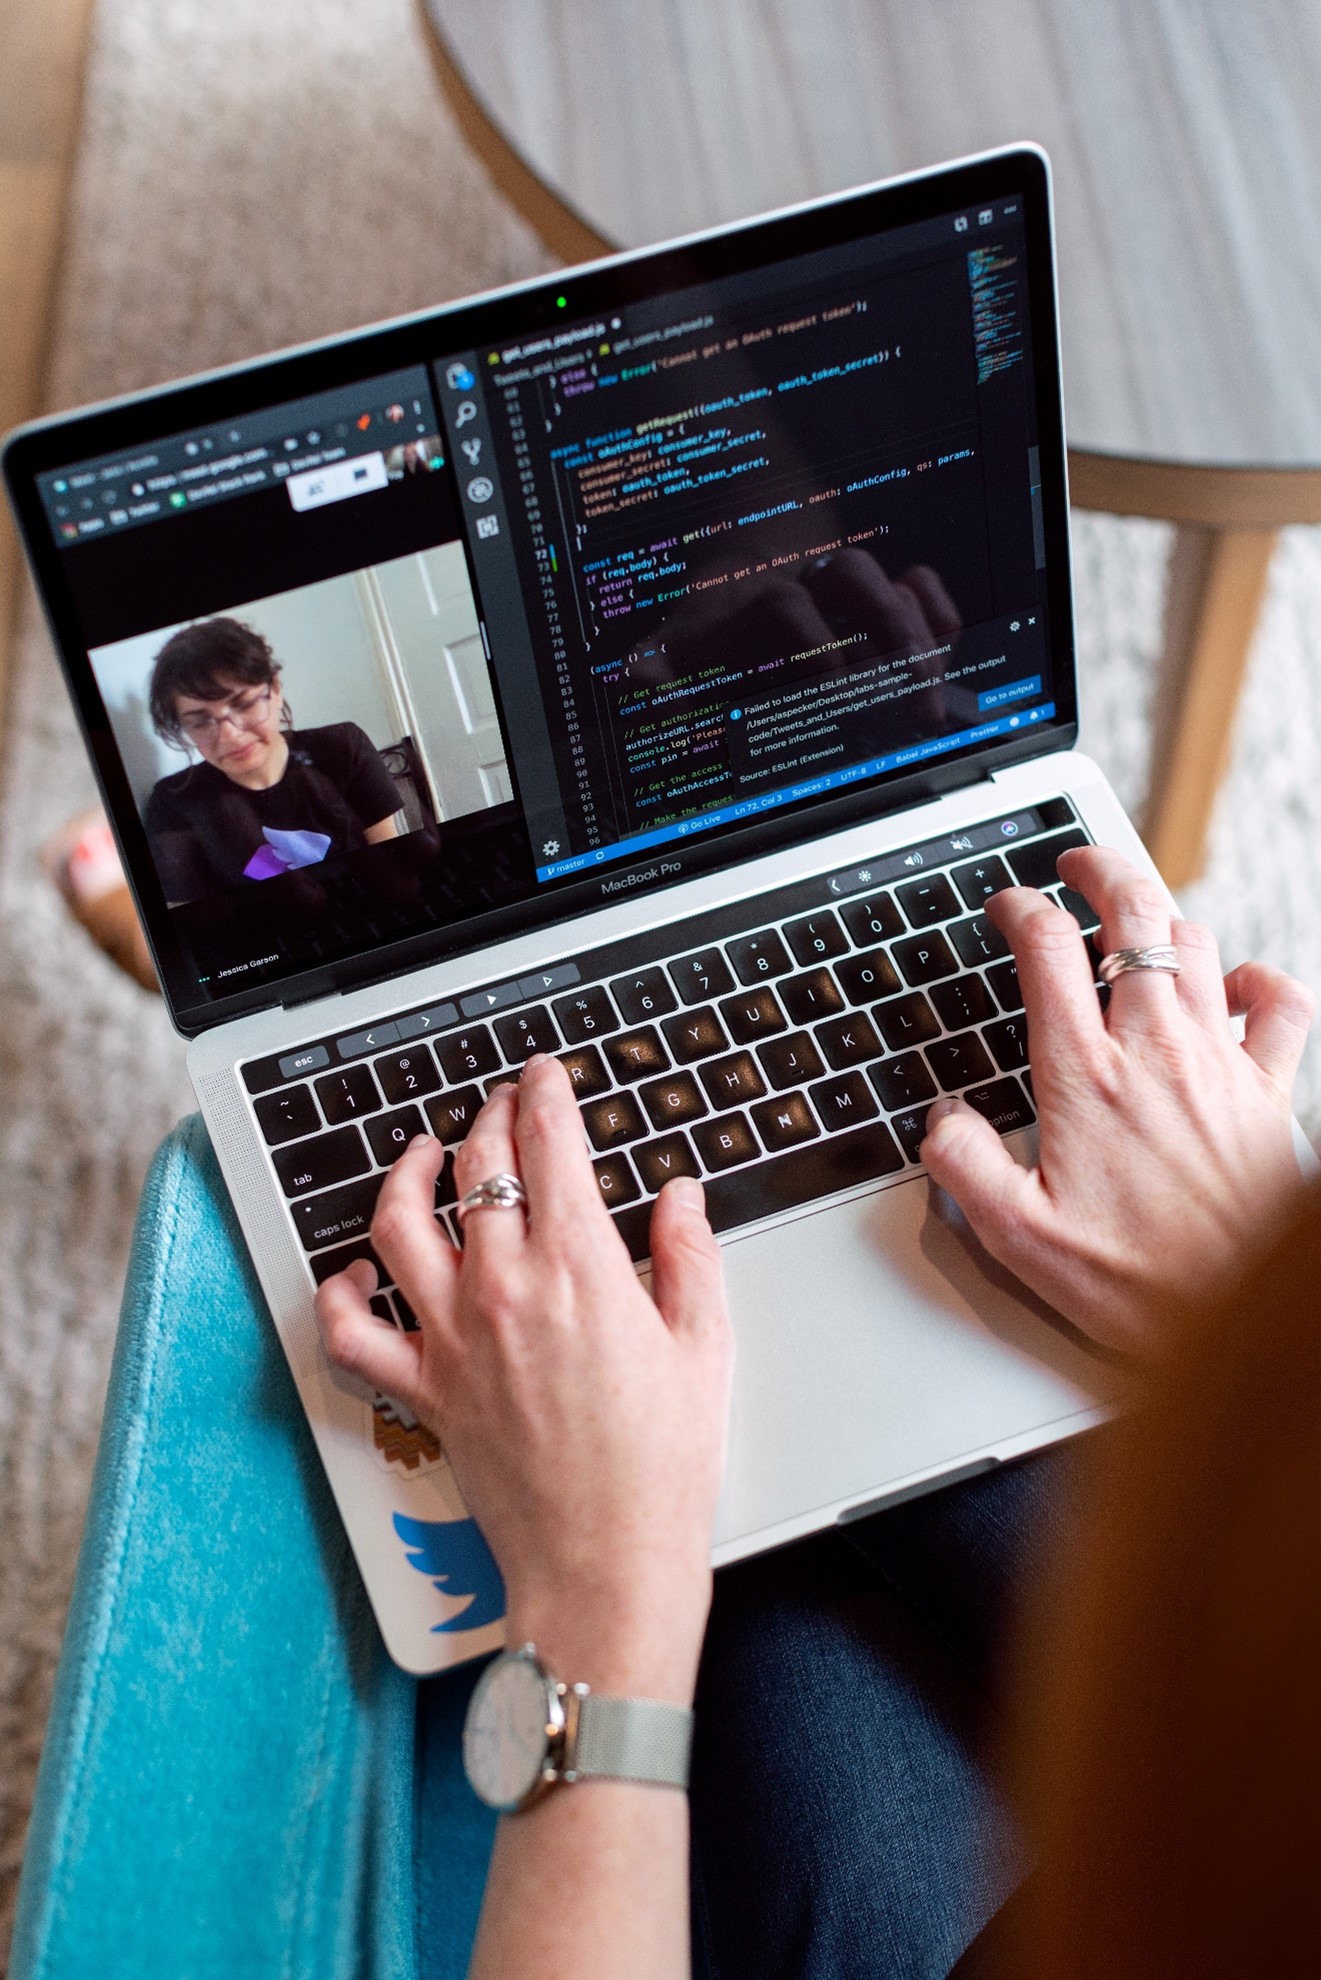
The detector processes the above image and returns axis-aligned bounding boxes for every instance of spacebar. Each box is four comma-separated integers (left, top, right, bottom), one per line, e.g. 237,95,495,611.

704,1122,905,1233
612,1123,905,1261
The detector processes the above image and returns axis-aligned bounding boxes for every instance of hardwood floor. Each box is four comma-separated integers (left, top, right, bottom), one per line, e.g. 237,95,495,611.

0,0,97,733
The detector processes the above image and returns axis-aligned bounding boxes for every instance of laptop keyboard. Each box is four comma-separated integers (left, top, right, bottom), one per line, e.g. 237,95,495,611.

242,797,1096,1324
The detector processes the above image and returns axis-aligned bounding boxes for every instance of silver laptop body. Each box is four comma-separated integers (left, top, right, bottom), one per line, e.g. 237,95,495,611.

6,145,1137,1670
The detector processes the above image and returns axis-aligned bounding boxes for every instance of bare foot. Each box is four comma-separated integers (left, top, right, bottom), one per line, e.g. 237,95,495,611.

42,810,160,994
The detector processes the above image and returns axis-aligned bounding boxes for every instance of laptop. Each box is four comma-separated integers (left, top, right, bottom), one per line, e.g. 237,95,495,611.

5,144,1139,1673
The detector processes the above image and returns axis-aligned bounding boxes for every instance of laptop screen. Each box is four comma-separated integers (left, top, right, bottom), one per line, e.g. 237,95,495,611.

7,149,1075,1028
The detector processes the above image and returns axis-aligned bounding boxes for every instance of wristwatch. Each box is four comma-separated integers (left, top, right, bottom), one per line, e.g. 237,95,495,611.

462,1643,694,1812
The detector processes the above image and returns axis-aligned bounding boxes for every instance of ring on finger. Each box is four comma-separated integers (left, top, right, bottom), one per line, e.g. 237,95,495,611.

456,1172,528,1223
1098,944,1181,985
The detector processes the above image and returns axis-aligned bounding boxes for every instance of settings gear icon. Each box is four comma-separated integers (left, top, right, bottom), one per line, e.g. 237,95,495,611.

541,838,561,857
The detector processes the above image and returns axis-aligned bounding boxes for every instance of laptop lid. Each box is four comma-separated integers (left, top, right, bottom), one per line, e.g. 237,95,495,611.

4,144,1076,1036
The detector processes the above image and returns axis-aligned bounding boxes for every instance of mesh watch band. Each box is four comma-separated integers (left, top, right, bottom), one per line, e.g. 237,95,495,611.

570,1692,694,1790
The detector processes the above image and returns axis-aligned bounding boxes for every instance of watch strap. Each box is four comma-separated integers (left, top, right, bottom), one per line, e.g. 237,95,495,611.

570,1692,693,1790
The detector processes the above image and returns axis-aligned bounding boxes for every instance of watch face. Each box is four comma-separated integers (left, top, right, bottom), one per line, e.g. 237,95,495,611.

463,1652,556,1810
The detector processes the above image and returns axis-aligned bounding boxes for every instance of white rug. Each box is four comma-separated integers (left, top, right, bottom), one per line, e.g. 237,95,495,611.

2,0,1320,1963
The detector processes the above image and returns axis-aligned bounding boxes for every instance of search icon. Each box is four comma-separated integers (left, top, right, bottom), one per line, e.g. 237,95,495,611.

454,401,477,427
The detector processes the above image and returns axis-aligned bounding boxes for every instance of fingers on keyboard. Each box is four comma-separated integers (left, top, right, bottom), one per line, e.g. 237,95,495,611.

269,805,1072,1277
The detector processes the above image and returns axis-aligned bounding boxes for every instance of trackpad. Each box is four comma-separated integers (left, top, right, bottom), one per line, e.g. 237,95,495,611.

708,1153,1119,1549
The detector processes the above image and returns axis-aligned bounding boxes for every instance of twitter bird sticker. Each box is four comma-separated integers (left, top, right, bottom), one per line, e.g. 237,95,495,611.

393,1512,506,1632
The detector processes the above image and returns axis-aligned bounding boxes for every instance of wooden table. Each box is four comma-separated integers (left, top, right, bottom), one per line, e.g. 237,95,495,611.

421,0,1321,886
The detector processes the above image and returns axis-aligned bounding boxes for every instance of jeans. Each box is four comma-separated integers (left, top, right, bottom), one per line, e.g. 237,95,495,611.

413,1442,1083,1980
689,1444,1083,1980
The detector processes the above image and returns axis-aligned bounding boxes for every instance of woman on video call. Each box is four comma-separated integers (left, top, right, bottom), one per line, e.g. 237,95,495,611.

143,615,401,904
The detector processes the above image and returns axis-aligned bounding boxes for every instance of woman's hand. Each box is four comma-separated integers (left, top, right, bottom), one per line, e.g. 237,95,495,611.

314,1055,733,1705
921,845,1314,1353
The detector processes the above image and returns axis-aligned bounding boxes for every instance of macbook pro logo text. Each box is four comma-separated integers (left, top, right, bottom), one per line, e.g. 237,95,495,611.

600,860,682,896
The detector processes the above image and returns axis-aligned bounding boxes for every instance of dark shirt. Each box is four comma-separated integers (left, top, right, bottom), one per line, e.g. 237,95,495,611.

145,722,400,903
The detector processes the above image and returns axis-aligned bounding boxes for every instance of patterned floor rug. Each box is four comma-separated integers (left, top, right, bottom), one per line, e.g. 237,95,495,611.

2,0,1319,1963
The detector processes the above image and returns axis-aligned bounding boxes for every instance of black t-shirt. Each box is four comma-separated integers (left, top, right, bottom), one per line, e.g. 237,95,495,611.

144,722,401,903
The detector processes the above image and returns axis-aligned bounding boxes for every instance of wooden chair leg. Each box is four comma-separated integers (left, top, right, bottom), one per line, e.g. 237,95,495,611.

1142,523,1277,889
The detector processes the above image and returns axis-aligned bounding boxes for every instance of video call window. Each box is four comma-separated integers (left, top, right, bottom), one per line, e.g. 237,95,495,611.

90,542,512,909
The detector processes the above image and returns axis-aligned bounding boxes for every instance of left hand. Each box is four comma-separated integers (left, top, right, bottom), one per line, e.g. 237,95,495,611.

314,1056,734,1704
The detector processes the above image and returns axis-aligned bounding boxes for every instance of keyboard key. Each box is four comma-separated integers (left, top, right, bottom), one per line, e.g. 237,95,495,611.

315,1064,383,1123
593,1153,641,1208
870,1053,938,1113
890,1107,932,1163
424,1085,483,1143
662,1006,730,1064
639,1071,707,1131
611,967,678,1023
963,1077,1036,1136
603,1027,670,1083
581,1091,649,1151
815,1011,884,1071
896,874,961,926
720,985,787,1044
554,982,621,1045
984,1014,1029,1071
726,929,793,984
308,1235,390,1287
873,991,941,1052
484,1070,519,1096
926,1031,996,1091
395,1002,458,1040
699,1051,767,1110
950,915,1010,966
783,910,847,964
433,1154,457,1207
394,1290,420,1333
369,1293,397,1328
559,1044,611,1099
701,1123,903,1233
1053,884,1101,933
780,967,845,1025
1006,828,1088,890
494,1005,560,1063
554,985,619,1043
293,1174,383,1251
669,948,735,1004
930,975,997,1031
635,1133,702,1193
693,1112,760,1172
365,1106,426,1166
279,1045,330,1078
518,963,579,999
273,1125,370,1199
460,980,523,1019
254,1085,320,1146
437,1027,499,1081
951,853,1013,909
757,1031,826,1090
835,949,902,1005
336,1021,400,1059
750,1091,819,1153
810,1071,880,1131
987,959,1024,1012
375,1047,441,1105
840,894,903,945
892,932,959,987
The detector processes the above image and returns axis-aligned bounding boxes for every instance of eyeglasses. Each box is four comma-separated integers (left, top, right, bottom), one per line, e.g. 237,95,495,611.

177,683,275,742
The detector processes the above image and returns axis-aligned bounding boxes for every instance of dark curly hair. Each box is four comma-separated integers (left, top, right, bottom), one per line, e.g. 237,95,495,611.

149,617,287,746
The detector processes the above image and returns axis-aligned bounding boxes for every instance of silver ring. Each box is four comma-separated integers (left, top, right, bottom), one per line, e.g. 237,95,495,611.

456,1172,528,1223
1097,944,1181,985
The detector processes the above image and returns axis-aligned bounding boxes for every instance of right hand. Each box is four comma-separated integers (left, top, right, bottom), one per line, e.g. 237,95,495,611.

920,845,1313,1354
